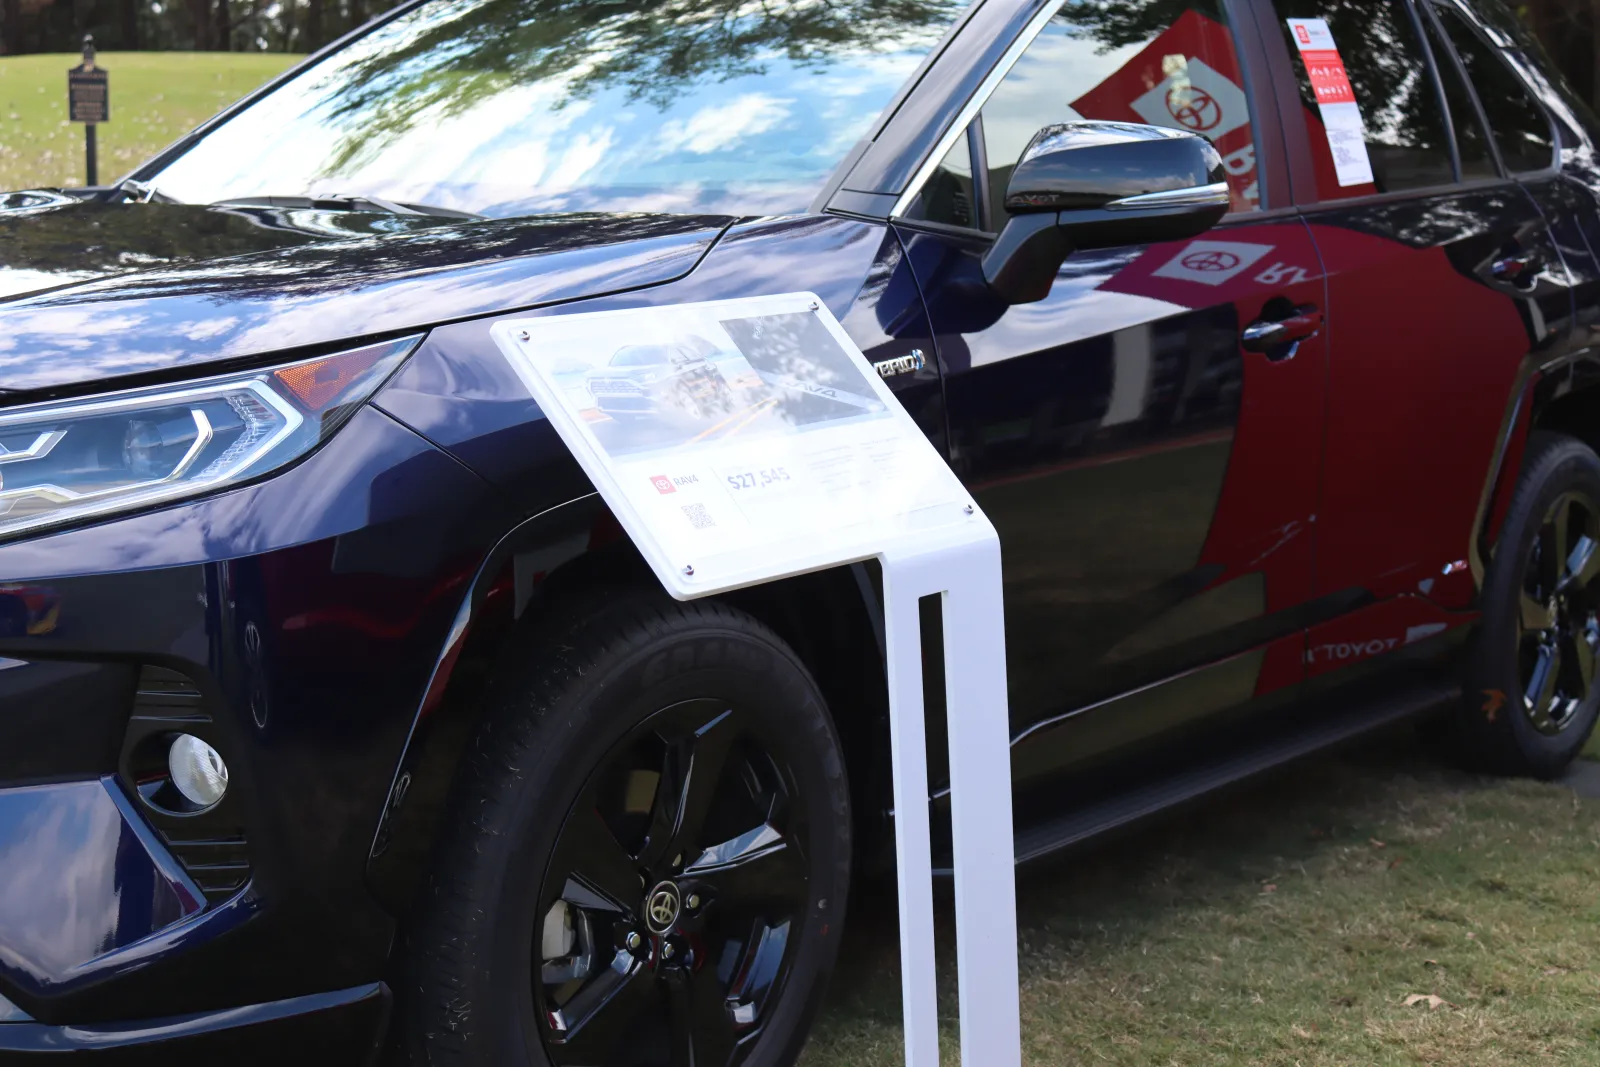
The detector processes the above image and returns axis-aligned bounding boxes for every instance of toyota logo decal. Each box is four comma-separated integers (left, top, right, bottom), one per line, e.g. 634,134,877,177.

1181,250,1242,273
1166,85,1222,131
645,881,682,933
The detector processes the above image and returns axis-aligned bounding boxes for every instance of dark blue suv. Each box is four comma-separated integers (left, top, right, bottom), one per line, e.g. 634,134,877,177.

6,0,1600,1063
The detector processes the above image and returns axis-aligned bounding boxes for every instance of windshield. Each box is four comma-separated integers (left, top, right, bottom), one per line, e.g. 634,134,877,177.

146,0,964,218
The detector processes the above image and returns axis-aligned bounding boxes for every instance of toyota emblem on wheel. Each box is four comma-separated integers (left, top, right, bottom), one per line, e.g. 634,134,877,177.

1181,249,1242,272
645,881,682,933
1166,85,1222,131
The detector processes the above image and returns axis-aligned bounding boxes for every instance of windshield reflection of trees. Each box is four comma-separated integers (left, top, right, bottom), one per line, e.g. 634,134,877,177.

311,0,961,176
1052,0,1226,47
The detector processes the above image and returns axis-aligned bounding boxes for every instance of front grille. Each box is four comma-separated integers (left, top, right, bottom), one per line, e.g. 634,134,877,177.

588,377,646,396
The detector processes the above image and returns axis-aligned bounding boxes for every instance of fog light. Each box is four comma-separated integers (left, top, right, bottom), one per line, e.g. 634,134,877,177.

168,734,228,808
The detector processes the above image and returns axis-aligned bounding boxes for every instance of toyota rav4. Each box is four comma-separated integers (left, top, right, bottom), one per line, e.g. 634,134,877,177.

0,0,1597,1064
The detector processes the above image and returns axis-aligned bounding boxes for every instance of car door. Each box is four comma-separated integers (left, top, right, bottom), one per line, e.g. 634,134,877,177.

1256,0,1576,674
892,0,1330,796
1430,0,1600,387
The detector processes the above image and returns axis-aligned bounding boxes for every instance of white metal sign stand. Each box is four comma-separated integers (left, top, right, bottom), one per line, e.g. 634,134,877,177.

493,293,1019,1067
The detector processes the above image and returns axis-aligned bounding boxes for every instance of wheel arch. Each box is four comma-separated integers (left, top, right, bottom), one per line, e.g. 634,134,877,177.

364,493,893,917
1473,351,1600,585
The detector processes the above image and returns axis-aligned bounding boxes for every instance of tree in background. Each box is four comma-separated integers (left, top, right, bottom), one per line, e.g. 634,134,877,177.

0,0,1596,121
1516,1,1600,110
0,0,403,53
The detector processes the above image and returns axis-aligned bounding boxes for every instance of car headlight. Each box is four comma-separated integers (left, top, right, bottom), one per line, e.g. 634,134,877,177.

0,335,419,541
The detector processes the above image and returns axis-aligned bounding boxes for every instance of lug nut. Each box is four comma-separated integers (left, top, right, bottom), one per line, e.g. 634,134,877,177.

685,893,701,911
625,931,643,952
672,853,683,869
661,940,677,960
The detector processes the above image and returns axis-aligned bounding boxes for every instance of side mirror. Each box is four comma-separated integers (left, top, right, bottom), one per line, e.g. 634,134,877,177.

983,121,1230,305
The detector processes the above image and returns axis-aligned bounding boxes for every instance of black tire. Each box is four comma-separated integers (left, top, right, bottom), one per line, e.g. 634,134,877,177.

400,588,851,1067
1461,431,1600,777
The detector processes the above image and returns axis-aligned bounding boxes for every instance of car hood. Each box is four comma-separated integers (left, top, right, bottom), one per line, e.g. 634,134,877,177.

0,199,734,394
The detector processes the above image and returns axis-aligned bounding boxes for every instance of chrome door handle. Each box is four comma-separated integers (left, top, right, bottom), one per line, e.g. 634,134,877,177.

1242,306,1323,359
1491,251,1541,286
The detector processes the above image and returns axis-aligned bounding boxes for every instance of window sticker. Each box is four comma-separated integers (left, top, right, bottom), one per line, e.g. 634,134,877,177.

1286,17,1374,187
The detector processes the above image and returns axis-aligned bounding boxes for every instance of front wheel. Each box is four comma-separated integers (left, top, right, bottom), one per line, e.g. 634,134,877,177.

1462,431,1600,777
401,590,851,1067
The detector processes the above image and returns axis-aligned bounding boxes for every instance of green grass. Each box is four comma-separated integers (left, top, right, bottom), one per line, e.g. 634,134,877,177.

804,731,1600,1066
0,52,300,190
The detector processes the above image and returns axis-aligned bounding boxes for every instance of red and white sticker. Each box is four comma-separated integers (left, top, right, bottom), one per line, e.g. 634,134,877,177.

1150,239,1274,286
1286,17,1373,187
1128,56,1251,141
1069,9,1260,209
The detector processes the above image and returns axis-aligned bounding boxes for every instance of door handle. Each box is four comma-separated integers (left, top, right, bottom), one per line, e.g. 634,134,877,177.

1241,305,1323,357
1491,251,1541,286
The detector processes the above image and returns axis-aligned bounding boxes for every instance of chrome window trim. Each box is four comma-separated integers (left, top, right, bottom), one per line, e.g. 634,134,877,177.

888,0,1070,219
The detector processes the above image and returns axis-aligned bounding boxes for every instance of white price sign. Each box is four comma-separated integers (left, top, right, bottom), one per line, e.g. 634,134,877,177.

492,293,978,598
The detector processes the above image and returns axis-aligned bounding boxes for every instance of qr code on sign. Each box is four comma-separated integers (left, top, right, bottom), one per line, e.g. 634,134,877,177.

682,503,715,530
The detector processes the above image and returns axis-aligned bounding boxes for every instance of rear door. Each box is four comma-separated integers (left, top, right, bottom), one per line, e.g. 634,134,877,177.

1257,0,1575,673
893,0,1330,791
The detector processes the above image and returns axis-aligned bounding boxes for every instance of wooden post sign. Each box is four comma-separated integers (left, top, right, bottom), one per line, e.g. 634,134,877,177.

67,35,108,186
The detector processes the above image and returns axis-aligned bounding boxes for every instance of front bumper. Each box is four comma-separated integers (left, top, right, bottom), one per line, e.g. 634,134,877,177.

0,983,388,1065
0,403,514,1031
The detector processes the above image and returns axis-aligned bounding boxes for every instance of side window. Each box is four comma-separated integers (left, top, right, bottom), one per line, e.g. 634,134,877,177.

906,135,981,229
907,2,1259,230
1419,7,1499,180
1272,1,1454,198
1433,4,1557,173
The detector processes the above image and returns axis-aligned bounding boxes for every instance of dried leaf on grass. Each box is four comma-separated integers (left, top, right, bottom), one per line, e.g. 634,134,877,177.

1402,993,1456,1010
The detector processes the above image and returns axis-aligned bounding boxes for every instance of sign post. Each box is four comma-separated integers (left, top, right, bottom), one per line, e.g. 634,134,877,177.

492,294,1022,1067
67,35,109,186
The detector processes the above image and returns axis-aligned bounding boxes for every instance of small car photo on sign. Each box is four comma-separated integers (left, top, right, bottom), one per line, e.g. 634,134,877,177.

545,309,887,459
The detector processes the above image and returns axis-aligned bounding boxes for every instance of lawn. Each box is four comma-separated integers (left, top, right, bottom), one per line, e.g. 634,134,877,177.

0,52,300,190
804,730,1600,1066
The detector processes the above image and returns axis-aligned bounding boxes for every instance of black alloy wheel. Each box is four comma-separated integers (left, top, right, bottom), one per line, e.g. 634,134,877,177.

1514,492,1600,735
402,589,851,1067
536,699,812,1066
1463,431,1600,777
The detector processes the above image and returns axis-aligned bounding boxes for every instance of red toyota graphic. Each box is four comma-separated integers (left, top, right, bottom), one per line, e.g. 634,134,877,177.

1070,9,1258,209
1167,86,1221,132
650,474,676,494
1180,249,1239,272
1093,228,1312,308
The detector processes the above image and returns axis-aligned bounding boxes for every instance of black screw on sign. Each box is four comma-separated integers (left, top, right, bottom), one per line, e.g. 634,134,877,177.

67,35,109,186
